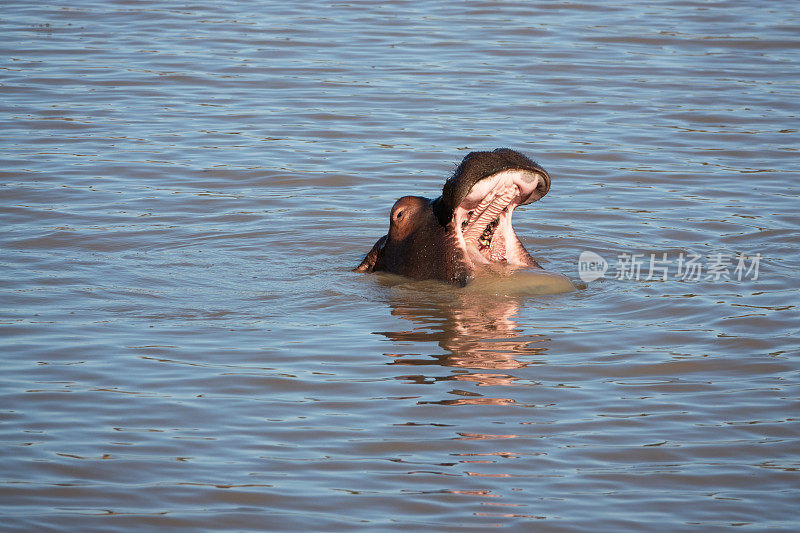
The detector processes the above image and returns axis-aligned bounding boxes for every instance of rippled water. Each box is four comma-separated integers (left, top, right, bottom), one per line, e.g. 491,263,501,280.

2,1,799,531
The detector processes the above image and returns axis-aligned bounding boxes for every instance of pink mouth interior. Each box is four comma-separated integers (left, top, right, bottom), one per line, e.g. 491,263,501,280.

453,169,545,266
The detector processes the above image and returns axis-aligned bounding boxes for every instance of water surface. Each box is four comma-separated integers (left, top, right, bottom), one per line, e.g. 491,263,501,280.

1,1,799,531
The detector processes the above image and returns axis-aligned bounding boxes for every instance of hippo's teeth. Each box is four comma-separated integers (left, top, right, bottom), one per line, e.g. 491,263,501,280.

478,217,499,248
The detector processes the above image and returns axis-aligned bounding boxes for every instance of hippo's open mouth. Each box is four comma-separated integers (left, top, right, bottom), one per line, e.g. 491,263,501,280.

453,169,548,268
354,149,551,285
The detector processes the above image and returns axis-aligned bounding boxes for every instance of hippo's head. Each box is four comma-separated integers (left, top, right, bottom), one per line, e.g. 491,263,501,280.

354,148,551,286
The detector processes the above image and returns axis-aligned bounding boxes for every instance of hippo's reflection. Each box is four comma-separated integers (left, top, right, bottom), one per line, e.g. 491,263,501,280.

374,280,550,405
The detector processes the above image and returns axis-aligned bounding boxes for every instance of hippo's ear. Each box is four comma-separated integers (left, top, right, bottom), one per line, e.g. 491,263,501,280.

353,235,387,273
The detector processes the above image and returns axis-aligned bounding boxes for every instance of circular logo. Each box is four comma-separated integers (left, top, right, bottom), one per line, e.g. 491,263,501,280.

578,251,608,283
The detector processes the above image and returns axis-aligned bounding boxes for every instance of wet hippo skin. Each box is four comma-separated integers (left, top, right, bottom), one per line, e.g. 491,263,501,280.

355,148,551,286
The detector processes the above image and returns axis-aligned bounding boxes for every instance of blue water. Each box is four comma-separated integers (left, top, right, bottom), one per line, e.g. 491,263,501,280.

1,1,799,531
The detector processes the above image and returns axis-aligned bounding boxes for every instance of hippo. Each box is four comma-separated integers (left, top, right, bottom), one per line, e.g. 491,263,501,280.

354,148,551,286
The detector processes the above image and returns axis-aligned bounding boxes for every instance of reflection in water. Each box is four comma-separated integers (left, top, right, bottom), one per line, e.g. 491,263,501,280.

375,279,551,405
